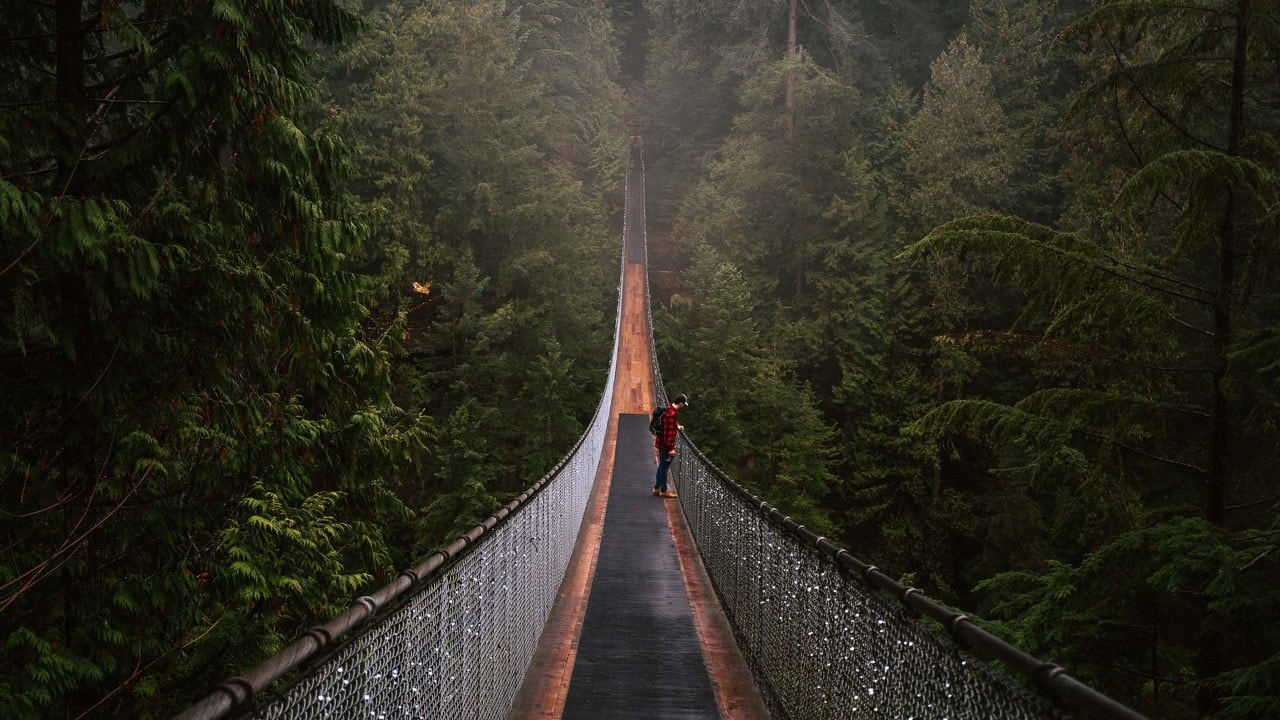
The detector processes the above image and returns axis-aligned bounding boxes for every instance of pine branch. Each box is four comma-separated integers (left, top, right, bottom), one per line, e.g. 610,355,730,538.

83,46,152,66
0,52,58,79
1109,44,1147,167
1081,428,1207,474
0,85,123,279
78,96,183,156
51,341,120,433
71,617,225,720
2,486,87,519
1167,312,1213,337
126,170,179,234
1,92,183,183
0,16,176,43
1238,549,1272,573
943,331,1208,375
912,219,1217,308
1029,237,1212,305
1224,494,1280,512
1111,256,1214,298
82,26,187,95
0,463,152,613
0,160,59,181
1106,37,1226,153
1077,657,1194,684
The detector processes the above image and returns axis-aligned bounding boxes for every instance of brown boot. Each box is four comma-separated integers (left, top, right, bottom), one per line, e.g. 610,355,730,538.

651,488,661,496
660,490,678,498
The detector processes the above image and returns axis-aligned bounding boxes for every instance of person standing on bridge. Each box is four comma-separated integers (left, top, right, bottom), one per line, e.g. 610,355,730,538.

653,394,688,498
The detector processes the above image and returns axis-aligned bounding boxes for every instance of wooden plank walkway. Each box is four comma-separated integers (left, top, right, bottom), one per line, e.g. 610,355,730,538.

561,413,720,719
507,146,767,719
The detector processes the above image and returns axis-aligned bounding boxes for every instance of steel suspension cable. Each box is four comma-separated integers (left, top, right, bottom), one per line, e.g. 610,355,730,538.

174,162,631,720
637,142,1148,720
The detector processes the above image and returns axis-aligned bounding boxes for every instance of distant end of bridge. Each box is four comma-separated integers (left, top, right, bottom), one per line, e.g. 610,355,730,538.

176,138,1147,720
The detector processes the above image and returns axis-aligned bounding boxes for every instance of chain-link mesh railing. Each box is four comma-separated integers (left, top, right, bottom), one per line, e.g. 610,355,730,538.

638,147,1145,719
672,446,1129,720
175,154,632,720
230,443,607,720
180,138,1147,720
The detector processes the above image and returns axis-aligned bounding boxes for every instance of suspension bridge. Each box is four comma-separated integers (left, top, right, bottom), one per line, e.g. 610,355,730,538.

176,141,1148,720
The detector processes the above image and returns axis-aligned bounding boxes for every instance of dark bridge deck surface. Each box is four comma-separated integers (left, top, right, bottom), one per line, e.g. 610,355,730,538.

506,143,765,720
561,413,719,719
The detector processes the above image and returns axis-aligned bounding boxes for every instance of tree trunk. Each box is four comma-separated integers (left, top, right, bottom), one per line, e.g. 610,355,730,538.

1199,0,1250,714
784,0,797,140
1209,0,1250,527
55,0,85,105
55,0,87,191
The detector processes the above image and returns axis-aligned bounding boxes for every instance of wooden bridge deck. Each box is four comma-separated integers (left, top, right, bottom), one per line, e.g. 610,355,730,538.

561,412,720,718
507,162,768,718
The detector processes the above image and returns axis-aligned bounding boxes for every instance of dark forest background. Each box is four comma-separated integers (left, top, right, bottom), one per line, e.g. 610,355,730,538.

1,1,1277,718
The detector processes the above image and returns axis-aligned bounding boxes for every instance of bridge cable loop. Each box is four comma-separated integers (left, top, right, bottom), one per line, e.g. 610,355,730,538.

215,676,253,708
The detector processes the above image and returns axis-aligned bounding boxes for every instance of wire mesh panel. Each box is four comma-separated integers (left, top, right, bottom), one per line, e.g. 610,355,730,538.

187,139,1143,720
244,299,615,720
177,157,628,720
670,448,1067,720
240,413,610,720
635,138,1142,720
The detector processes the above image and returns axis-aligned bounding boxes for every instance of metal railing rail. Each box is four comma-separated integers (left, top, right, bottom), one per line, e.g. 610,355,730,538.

637,142,1147,720
174,156,631,720
176,137,1150,720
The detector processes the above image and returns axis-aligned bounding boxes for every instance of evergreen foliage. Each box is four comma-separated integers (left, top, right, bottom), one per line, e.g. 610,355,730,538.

641,0,1280,716
657,248,835,532
313,0,625,553
0,1,427,715
902,34,1019,229
3,0,1277,716
905,1,1280,716
1,0,623,715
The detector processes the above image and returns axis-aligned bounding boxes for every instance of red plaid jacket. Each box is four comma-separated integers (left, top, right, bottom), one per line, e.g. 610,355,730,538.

654,405,680,453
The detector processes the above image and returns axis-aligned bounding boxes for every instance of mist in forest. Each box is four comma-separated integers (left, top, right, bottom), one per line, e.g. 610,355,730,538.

1,1,1276,717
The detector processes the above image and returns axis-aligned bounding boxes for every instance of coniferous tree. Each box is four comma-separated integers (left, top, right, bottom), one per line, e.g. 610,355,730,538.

964,0,1076,222
643,0,974,586
657,248,836,532
904,1,1280,715
642,2,1280,715
900,34,1020,231
1,1,425,715
314,0,625,548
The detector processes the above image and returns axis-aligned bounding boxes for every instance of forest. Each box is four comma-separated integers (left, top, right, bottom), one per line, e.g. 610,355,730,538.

1,1,1277,718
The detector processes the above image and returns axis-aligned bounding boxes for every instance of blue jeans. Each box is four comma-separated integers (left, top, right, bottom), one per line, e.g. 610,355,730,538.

655,452,673,492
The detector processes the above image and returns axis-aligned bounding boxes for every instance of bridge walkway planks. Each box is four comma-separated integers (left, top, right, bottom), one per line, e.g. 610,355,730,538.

560,413,720,719
507,145,767,719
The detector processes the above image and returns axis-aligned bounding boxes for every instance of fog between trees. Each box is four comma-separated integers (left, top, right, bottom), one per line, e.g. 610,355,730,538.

1,1,1276,717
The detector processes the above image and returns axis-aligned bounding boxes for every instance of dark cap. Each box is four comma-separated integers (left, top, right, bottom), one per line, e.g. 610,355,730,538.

673,393,689,406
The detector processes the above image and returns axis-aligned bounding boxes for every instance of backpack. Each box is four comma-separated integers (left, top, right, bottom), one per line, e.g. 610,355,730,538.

648,405,668,436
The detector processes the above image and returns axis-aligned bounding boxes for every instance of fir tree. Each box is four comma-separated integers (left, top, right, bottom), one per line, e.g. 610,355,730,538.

903,1,1280,714
313,0,624,547
1,1,425,715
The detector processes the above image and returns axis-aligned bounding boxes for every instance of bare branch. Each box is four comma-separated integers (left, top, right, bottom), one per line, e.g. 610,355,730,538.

0,463,153,613
72,617,224,720
1224,494,1279,512
1081,429,1208,474
1108,38,1226,153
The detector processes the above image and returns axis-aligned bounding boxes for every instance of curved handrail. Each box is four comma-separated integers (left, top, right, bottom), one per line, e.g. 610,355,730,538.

175,135,1149,720
672,438,1146,720
638,139,1146,720
175,155,629,720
